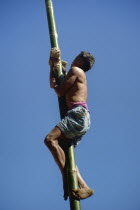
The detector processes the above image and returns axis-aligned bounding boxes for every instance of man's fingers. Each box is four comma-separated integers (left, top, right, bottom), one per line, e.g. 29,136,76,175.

50,47,60,58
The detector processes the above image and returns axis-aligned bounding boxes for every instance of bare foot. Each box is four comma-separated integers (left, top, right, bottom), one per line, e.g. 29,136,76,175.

72,187,94,200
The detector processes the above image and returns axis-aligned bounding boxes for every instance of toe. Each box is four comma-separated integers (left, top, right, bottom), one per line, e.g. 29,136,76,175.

64,196,68,201
72,189,78,193
72,191,80,200
64,193,69,201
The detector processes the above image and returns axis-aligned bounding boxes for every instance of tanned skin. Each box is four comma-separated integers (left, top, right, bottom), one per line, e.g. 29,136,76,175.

44,55,94,200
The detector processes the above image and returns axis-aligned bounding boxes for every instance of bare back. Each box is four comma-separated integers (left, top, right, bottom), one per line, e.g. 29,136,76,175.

65,67,87,107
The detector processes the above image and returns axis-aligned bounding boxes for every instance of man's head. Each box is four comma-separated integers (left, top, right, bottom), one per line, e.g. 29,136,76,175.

71,51,95,72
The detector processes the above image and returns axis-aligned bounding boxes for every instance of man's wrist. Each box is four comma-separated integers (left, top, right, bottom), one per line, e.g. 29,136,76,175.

52,81,58,88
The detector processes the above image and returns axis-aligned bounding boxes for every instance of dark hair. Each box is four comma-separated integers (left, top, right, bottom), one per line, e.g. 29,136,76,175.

79,51,95,72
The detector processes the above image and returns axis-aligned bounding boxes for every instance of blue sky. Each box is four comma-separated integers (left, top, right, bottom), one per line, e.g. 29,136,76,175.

0,0,140,210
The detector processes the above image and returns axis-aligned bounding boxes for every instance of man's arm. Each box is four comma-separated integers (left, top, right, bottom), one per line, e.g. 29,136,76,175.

51,68,77,97
49,66,56,88
49,48,61,88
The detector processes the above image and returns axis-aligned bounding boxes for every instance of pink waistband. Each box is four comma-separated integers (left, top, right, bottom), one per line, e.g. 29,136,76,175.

68,102,89,111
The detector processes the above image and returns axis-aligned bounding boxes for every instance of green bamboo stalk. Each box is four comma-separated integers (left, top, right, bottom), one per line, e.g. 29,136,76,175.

45,0,81,209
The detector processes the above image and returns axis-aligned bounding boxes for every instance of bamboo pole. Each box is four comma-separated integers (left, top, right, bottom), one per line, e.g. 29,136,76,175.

45,0,81,209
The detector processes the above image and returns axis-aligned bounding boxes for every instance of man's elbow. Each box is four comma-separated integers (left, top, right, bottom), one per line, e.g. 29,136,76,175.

58,91,65,97
55,88,65,97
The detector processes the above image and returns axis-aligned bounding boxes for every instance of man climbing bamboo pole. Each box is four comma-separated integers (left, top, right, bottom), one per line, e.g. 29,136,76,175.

44,0,95,208
45,49,95,199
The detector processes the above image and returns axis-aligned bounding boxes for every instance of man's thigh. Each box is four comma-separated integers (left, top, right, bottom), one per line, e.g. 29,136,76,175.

47,126,71,149
47,126,64,140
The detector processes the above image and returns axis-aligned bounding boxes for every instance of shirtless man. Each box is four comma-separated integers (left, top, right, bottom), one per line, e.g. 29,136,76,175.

44,50,95,200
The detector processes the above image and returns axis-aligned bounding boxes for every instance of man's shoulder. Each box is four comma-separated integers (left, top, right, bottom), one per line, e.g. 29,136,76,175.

69,67,86,84
70,66,85,76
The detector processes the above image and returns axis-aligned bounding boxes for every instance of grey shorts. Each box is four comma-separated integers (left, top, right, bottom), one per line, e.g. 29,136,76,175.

57,106,90,147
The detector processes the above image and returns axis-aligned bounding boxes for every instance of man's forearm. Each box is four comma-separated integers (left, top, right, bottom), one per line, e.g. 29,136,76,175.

50,70,63,96
50,68,55,88
53,85,64,97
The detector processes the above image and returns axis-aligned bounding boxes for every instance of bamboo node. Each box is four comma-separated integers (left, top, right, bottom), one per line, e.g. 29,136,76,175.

47,6,53,9
50,32,58,37
67,169,77,174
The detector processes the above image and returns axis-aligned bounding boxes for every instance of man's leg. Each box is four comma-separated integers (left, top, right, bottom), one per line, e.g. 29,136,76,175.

56,136,94,200
76,166,89,189
44,126,94,200
72,166,94,200
44,126,68,199
44,126,65,173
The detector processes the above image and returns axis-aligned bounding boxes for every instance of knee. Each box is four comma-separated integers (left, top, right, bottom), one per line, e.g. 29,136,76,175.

44,134,55,148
